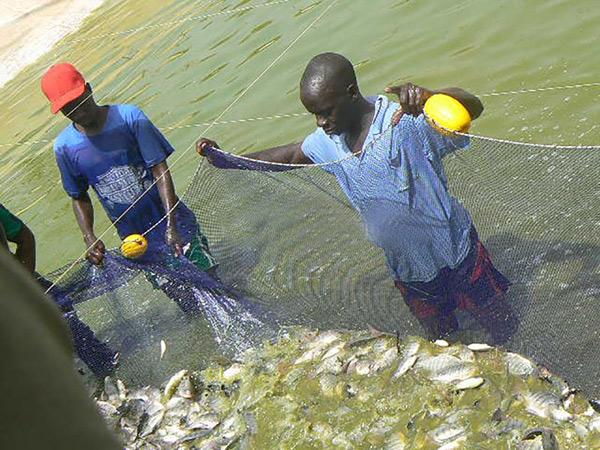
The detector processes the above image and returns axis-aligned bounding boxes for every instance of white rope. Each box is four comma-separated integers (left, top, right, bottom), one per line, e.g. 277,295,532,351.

142,0,340,237
2,80,599,149
0,0,215,195
163,112,311,130
457,130,600,150
66,0,293,44
44,0,339,294
478,82,600,97
0,113,312,147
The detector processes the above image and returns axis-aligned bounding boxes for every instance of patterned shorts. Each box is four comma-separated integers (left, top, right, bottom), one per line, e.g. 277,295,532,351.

394,228,511,320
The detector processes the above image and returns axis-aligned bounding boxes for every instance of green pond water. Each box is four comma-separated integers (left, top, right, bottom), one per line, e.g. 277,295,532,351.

0,0,598,272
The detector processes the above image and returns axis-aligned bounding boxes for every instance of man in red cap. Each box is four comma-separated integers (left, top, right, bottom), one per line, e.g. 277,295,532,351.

41,63,217,315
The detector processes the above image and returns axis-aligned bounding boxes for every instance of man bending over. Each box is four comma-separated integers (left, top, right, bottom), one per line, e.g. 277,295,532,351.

197,52,517,343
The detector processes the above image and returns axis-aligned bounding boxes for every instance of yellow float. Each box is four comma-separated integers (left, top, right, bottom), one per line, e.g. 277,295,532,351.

120,234,148,259
423,93,472,134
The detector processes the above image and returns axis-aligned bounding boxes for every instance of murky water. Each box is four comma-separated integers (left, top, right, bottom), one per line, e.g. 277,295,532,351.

0,0,597,271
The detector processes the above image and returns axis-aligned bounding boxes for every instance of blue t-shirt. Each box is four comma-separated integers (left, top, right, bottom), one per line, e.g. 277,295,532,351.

301,95,473,283
54,104,196,243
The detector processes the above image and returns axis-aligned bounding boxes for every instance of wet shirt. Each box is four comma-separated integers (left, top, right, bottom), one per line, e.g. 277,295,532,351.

54,104,196,241
301,95,472,282
0,203,24,241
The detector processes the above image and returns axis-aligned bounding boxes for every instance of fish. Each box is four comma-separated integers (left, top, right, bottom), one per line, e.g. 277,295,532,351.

370,346,399,372
517,435,544,450
321,342,345,360
346,335,379,352
160,339,167,360
220,413,243,444
589,416,600,432
102,376,120,402
316,355,344,375
392,355,418,379
417,354,475,383
524,391,572,421
117,398,146,429
430,423,465,444
92,327,595,449
223,363,244,381
331,433,353,447
434,339,450,347
354,359,373,376
438,436,467,450
384,431,408,450
506,352,537,376
468,343,493,352
294,347,325,364
243,411,259,435
116,379,128,400
177,429,216,444
572,417,590,438
175,374,196,400
163,369,188,401
185,412,220,431
96,400,119,429
319,374,338,395
308,330,341,350
294,331,342,364
137,400,165,438
455,377,485,390
521,428,559,450
402,341,420,358
451,346,475,362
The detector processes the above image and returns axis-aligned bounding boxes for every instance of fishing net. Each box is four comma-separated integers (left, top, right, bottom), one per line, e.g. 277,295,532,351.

44,122,599,399
44,247,278,386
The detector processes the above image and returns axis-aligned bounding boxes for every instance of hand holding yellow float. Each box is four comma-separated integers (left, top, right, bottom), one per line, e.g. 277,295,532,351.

121,233,148,259
423,93,472,134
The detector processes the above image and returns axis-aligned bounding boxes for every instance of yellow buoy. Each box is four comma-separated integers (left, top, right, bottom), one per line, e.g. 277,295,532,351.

120,234,148,259
423,93,471,134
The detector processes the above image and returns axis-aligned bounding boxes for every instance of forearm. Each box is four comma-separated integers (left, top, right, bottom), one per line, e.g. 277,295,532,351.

434,87,484,119
151,162,178,228
14,226,36,273
245,142,310,164
72,194,96,240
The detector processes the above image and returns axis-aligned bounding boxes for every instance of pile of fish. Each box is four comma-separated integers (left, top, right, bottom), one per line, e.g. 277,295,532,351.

94,327,600,449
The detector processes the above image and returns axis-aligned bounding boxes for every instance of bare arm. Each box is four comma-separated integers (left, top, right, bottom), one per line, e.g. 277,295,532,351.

245,142,312,164
434,87,483,120
151,161,182,255
385,83,484,123
72,193,105,265
197,139,313,165
13,224,36,273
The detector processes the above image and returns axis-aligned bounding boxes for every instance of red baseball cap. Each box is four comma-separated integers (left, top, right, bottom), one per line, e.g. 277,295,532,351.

41,63,87,114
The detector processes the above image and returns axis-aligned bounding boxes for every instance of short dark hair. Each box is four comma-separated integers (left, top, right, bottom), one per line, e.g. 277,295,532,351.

300,52,357,94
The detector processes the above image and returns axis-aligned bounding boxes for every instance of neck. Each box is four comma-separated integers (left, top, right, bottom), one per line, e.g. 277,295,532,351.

348,96,375,137
344,96,375,153
75,105,108,135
